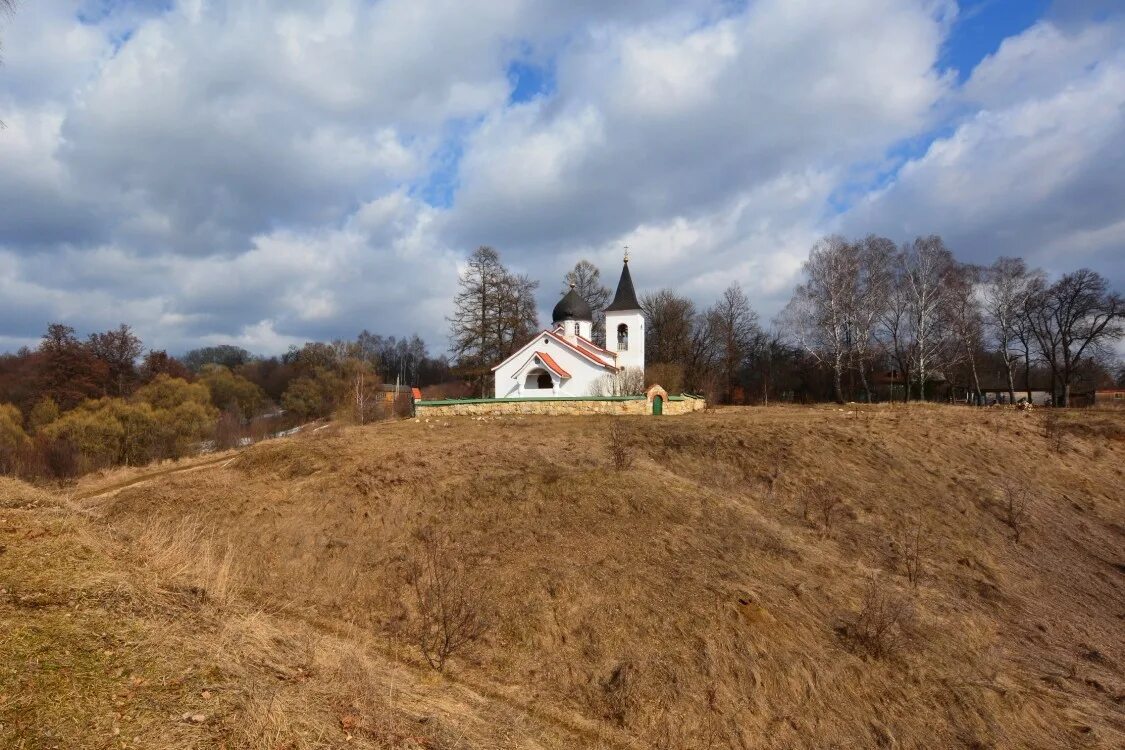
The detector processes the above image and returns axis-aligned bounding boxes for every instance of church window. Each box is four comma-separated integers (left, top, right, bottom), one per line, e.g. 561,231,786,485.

574,322,580,336
617,323,629,351
537,371,552,389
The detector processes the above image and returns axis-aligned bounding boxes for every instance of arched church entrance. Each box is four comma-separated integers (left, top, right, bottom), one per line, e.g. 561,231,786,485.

525,369,553,390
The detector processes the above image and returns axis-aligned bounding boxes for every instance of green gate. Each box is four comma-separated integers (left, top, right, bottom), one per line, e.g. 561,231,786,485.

652,395,663,415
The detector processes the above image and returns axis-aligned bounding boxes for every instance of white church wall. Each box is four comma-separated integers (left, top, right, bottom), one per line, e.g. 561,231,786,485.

556,320,592,342
493,332,615,398
605,310,644,372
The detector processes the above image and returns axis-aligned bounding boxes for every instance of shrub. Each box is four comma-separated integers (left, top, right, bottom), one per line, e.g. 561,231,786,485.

889,521,930,587
841,577,917,658
281,369,341,420
40,436,81,479
214,408,244,451
799,482,841,535
608,420,633,471
199,364,266,419
594,369,646,396
998,483,1032,543
0,404,28,451
135,375,212,411
40,408,124,470
0,404,30,473
27,397,60,433
1041,409,1065,453
406,528,491,672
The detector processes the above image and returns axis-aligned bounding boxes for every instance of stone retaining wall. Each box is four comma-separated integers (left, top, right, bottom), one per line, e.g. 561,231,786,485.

414,394,705,418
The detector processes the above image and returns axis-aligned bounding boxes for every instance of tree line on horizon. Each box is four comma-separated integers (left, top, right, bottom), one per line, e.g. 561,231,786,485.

449,242,1124,404
0,324,451,479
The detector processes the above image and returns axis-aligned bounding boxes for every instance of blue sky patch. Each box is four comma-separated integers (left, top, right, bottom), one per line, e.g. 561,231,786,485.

941,0,1051,82
507,59,556,105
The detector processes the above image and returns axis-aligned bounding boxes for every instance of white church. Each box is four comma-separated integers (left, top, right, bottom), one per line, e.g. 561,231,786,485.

492,255,644,398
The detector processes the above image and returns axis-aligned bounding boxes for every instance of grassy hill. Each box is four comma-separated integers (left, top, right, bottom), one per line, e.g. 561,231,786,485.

2,405,1123,749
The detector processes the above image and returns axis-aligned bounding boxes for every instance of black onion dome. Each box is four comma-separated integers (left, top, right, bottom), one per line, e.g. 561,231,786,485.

552,286,594,323
605,259,641,312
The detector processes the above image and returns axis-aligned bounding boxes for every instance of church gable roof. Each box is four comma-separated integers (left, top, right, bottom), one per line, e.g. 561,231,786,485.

573,334,611,357
491,328,618,373
605,259,641,312
534,351,570,379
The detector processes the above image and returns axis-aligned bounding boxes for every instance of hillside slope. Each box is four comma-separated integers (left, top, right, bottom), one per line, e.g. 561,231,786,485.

3,405,1123,749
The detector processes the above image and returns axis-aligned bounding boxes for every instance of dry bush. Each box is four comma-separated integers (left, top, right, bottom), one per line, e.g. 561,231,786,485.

998,483,1032,544
840,577,917,658
799,482,841,535
1042,409,1066,453
406,527,491,672
594,369,646,396
608,420,633,471
541,463,563,484
600,661,635,728
213,408,243,451
889,521,931,587
761,443,792,502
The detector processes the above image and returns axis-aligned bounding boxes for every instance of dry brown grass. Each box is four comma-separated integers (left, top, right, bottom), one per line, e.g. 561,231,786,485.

3,404,1124,748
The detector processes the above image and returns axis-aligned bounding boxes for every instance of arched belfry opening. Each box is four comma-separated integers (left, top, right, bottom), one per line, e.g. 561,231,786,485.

617,323,629,351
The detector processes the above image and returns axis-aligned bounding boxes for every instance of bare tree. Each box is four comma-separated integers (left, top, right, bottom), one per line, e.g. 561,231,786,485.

343,356,379,424
900,236,960,400
852,236,896,401
706,283,760,403
746,327,791,405
641,289,698,366
1025,269,1123,406
947,264,985,404
407,528,491,672
88,324,144,397
449,246,539,396
640,289,718,394
876,260,916,402
780,236,858,404
564,260,611,345
983,258,1044,404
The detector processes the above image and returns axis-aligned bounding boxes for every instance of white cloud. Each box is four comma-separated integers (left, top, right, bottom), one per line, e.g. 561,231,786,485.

0,0,1121,357
843,17,1125,285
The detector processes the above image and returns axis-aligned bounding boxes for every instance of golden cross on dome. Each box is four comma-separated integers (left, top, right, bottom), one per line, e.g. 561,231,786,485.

623,244,630,263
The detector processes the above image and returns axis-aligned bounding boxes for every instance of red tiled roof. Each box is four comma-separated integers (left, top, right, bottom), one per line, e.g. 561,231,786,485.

491,329,618,372
535,351,571,378
544,330,616,370
575,334,612,355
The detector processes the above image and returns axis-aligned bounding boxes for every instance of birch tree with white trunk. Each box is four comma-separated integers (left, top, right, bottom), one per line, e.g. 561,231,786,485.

982,258,1044,404
900,236,959,400
780,236,858,404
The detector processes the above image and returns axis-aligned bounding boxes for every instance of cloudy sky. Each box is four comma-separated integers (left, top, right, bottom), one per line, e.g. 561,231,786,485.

1,0,1123,356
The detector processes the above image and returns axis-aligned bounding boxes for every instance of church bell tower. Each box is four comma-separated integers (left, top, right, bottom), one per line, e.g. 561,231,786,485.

604,251,644,374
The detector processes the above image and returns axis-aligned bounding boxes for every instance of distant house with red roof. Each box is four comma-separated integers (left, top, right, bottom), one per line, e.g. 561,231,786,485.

491,254,645,397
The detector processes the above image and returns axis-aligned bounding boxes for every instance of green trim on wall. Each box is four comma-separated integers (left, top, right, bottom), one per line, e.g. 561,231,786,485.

416,395,647,407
